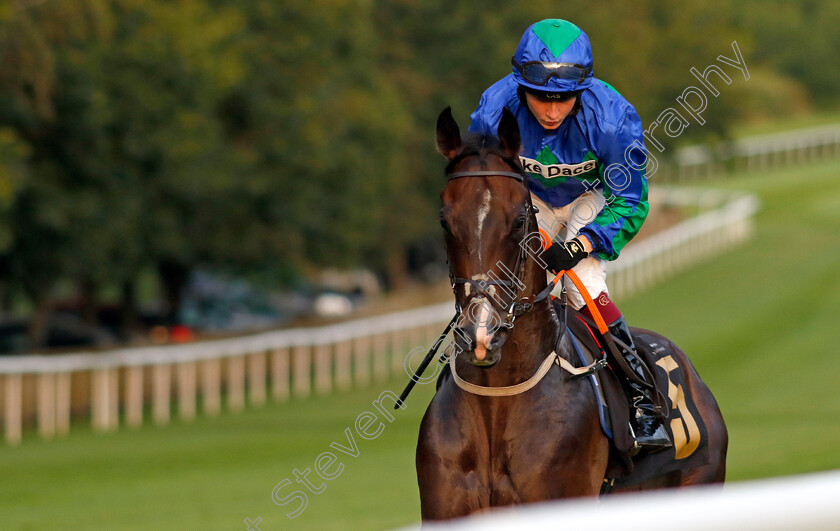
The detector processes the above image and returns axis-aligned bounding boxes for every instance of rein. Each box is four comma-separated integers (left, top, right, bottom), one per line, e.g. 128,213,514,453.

444,166,605,397
449,268,608,397
396,162,611,404
396,165,545,407
445,168,546,329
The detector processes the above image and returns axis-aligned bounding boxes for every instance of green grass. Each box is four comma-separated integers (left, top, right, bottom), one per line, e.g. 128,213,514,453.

0,380,438,531
623,159,840,481
2,159,840,530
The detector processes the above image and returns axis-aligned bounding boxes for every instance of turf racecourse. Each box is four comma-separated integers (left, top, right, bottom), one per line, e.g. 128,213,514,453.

2,160,840,530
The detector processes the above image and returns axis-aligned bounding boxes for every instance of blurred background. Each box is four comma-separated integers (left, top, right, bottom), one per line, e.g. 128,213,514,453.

0,0,839,530
1,0,837,351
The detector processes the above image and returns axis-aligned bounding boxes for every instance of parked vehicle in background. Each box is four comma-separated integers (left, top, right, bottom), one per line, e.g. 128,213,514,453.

310,268,380,317
178,271,289,332
0,312,117,354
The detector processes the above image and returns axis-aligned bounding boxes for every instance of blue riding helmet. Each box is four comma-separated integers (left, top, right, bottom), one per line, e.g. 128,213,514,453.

512,19,594,93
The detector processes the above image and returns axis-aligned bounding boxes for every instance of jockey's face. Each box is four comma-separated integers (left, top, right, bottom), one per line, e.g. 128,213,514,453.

524,92,577,130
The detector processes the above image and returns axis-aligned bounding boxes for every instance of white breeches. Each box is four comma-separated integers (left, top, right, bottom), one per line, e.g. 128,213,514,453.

531,191,608,310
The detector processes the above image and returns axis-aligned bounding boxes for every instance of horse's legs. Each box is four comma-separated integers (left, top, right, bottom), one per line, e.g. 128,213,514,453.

615,451,724,492
612,470,683,492
416,398,491,521
416,456,488,520
417,478,484,520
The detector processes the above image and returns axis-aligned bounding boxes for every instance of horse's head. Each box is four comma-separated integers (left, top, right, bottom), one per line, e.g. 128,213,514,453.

437,107,543,368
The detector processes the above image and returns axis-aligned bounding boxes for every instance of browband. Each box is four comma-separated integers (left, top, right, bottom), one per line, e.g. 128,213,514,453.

447,170,526,182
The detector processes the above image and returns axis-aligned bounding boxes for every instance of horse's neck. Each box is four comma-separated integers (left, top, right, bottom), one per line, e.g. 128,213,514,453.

489,267,559,386
502,300,557,373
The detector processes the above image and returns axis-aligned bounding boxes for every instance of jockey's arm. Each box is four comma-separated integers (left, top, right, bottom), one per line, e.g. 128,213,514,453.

576,234,594,254
577,107,649,261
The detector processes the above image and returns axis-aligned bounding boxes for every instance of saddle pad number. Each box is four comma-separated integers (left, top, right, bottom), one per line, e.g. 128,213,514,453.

656,356,701,459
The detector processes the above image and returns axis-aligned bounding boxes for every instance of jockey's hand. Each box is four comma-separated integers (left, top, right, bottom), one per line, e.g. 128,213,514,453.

543,237,589,273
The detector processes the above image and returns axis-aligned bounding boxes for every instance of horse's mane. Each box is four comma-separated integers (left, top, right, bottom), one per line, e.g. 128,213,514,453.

444,133,524,175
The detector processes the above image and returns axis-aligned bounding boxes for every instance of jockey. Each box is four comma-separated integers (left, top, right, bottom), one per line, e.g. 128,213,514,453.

468,19,671,450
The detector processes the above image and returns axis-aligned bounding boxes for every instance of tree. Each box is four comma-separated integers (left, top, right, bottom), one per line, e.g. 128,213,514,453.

0,0,250,339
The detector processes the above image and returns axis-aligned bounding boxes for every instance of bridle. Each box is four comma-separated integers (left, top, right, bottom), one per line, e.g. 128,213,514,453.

444,166,647,400
395,163,557,408
445,168,554,332
442,165,605,397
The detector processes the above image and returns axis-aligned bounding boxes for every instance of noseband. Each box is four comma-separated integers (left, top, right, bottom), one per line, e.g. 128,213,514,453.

445,168,552,331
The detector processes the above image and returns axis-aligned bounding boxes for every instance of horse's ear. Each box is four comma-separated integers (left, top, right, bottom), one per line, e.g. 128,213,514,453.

497,107,521,158
436,106,461,160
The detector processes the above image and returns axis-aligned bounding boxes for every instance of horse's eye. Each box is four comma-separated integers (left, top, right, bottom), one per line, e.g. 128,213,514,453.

513,216,526,230
440,213,450,233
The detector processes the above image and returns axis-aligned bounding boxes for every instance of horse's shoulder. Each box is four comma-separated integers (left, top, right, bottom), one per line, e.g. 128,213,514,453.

420,380,475,430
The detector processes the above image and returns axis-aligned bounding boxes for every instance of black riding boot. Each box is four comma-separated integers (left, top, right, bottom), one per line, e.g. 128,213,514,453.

609,317,672,451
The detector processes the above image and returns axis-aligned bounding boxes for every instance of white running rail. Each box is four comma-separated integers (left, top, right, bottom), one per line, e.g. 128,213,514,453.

0,188,759,444
672,123,840,180
400,469,840,531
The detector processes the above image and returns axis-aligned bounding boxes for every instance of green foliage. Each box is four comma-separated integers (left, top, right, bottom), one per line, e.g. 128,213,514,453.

0,127,28,253
733,0,840,108
0,0,250,317
228,0,419,273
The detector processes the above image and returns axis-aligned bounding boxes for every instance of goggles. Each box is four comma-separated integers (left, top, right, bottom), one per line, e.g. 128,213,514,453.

511,56,591,86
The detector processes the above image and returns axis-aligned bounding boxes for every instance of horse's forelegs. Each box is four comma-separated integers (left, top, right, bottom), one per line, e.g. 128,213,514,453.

417,467,487,521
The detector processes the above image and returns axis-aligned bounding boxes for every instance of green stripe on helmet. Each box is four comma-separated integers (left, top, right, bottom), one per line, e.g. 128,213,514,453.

532,19,582,58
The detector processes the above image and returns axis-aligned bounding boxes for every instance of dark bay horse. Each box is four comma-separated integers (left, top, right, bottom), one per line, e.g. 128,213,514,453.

415,107,727,520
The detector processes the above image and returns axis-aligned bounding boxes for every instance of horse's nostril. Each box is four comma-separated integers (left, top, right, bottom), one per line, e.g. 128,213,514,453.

453,327,475,351
489,334,506,350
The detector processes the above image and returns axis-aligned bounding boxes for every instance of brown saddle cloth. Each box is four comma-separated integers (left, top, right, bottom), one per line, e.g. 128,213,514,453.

564,308,710,487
